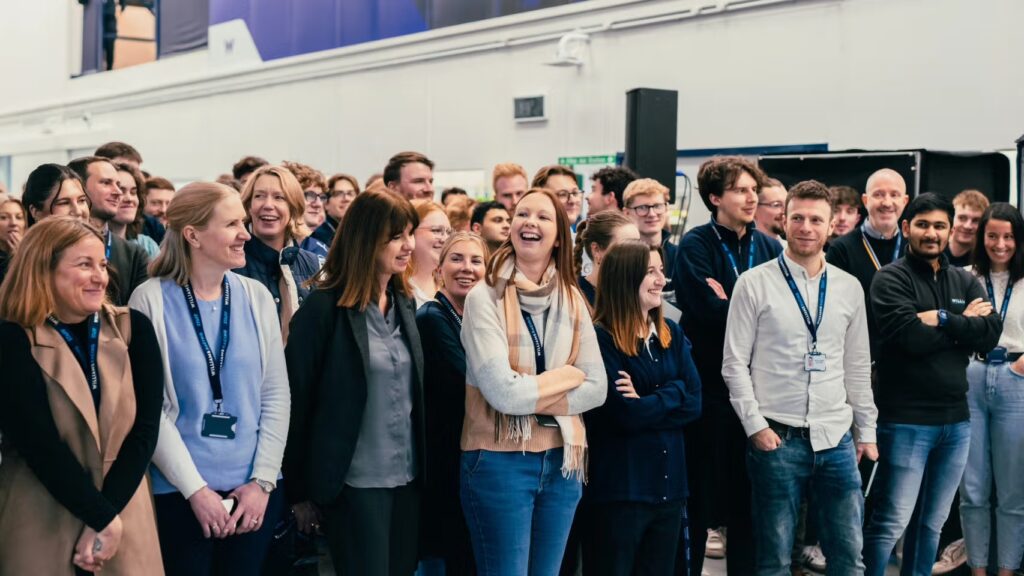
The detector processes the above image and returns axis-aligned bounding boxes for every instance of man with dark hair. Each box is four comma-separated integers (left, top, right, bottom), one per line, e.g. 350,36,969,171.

533,165,583,227
828,185,862,240
723,180,877,575
144,177,175,226
67,156,149,306
232,155,268,188
672,156,783,576
384,151,435,201
95,141,143,170
470,201,510,253
95,141,164,241
441,187,468,207
587,166,637,214
864,193,1002,576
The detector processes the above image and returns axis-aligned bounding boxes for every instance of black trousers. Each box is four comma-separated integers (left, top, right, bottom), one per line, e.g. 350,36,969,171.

154,487,286,576
680,400,755,576
586,500,685,576
322,482,420,576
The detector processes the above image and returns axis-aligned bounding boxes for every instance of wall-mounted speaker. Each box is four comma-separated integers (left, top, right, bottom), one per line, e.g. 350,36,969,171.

625,88,678,202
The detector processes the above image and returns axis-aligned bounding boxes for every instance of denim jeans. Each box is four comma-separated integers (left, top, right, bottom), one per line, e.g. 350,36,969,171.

960,360,1024,570
746,429,864,576
863,421,971,576
460,449,582,576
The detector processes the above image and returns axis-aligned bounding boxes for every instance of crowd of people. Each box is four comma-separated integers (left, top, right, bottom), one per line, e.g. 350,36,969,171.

0,140,1021,576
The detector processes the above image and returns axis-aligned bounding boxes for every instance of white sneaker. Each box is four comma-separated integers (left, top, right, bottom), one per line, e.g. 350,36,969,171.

931,538,967,575
799,545,827,573
705,528,726,559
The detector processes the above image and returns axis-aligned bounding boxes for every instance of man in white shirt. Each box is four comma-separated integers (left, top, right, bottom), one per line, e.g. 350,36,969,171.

722,180,879,575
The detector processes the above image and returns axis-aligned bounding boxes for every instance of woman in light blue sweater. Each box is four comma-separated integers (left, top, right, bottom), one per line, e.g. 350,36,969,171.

129,182,290,576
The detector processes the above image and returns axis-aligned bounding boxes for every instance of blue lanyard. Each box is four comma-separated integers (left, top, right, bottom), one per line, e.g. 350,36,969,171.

436,292,463,328
985,275,1013,322
181,277,232,410
777,255,827,350
105,229,112,260
47,312,101,408
711,221,754,278
521,310,545,374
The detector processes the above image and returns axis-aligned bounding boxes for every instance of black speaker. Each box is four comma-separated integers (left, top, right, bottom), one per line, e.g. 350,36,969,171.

625,88,678,202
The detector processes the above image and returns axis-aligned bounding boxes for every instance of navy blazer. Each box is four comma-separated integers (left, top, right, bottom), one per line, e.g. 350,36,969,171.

585,320,702,504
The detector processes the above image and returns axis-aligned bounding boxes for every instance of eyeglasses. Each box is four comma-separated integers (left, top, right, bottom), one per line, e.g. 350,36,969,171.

304,191,329,204
554,189,583,202
418,226,453,239
758,201,784,210
628,202,668,216
332,189,358,200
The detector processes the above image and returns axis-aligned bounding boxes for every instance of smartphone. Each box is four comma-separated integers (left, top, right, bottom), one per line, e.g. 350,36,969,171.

221,497,237,514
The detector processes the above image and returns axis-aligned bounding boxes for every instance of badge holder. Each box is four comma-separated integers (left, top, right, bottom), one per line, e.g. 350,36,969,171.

804,350,827,372
202,400,238,439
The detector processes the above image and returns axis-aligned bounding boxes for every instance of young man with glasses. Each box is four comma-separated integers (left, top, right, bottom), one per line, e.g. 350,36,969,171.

533,165,583,230
623,178,677,293
672,156,783,576
312,173,360,249
755,178,787,243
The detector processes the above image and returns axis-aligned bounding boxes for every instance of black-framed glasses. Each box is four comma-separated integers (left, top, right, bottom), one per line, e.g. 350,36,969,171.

331,189,358,200
304,191,329,204
628,202,668,216
555,189,583,202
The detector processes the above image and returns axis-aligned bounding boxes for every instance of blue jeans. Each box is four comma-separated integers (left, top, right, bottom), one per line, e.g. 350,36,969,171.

863,421,971,576
746,429,864,576
460,449,582,576
960,361,1024,570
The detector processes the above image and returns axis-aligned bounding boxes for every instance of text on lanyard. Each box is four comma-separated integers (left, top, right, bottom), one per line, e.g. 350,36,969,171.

181,277,232,412
985,274,1013,322
777,254,827,350
711,222,755,279
47,312,102,399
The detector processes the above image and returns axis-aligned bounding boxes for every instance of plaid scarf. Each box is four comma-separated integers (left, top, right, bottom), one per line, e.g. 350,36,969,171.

493,258,588,480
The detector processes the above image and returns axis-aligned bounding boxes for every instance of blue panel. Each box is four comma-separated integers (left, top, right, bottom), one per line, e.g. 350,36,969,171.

376,0,429,40
338,0,379,47
210,0,248,24
293,0,338,55
249,0,291,60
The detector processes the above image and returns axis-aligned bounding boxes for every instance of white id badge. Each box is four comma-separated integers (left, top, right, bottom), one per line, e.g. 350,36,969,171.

804,351,826,372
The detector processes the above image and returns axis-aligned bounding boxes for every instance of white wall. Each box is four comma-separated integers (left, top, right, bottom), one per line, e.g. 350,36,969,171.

0,0,1021,193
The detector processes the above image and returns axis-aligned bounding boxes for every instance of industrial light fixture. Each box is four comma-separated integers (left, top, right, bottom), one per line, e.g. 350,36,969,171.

545,30,590,67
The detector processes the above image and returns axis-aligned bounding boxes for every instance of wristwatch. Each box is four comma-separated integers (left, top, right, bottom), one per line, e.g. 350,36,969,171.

253,478,275,493
937,309,949,328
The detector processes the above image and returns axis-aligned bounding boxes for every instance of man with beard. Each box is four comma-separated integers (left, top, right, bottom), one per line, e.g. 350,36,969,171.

755,178,787,243
723,180,877,575
864,193,1002,576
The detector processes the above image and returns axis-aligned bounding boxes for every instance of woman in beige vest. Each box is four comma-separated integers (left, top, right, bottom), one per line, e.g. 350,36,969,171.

0,217,164,575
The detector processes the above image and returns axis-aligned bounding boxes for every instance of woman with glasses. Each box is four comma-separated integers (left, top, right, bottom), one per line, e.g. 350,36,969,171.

233,165,321,342
311,173,360,248
281,161,330,259
408,200,453,308
22,163,92,225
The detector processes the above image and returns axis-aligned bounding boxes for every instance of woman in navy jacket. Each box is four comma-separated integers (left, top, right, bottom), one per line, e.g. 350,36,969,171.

585,240,702,576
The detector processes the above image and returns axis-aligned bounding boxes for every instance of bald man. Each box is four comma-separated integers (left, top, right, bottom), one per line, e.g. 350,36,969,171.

826,168,910,357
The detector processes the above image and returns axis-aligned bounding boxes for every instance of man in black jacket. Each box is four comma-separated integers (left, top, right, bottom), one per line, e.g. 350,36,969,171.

672,156,783,576
863,193,1002,576
68,156,149,306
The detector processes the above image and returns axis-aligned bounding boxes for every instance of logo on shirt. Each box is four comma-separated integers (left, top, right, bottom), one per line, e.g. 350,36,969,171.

951,298,966,306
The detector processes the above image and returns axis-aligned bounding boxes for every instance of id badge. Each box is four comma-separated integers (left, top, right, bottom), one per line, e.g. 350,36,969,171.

535,415,560,428
804,351,827,372
201,412,237,439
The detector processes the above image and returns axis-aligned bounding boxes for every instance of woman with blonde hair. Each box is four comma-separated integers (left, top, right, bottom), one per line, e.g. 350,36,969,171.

460,188,607,575
284,190,425,574
408,200,453,307
417,231,489,573
129,182,290,575
234,164,321,340
0,217,164,574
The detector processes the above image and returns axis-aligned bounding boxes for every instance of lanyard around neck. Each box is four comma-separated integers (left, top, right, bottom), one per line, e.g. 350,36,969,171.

521,310,545,374
181,277,232,411
47,312,101,402
777,255,827,351
985,274,1013,322
711,220,754,278
861,226,901,271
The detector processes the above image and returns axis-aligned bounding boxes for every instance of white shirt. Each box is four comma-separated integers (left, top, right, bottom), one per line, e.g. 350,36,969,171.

722,252,877,451
970,268,1024,353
